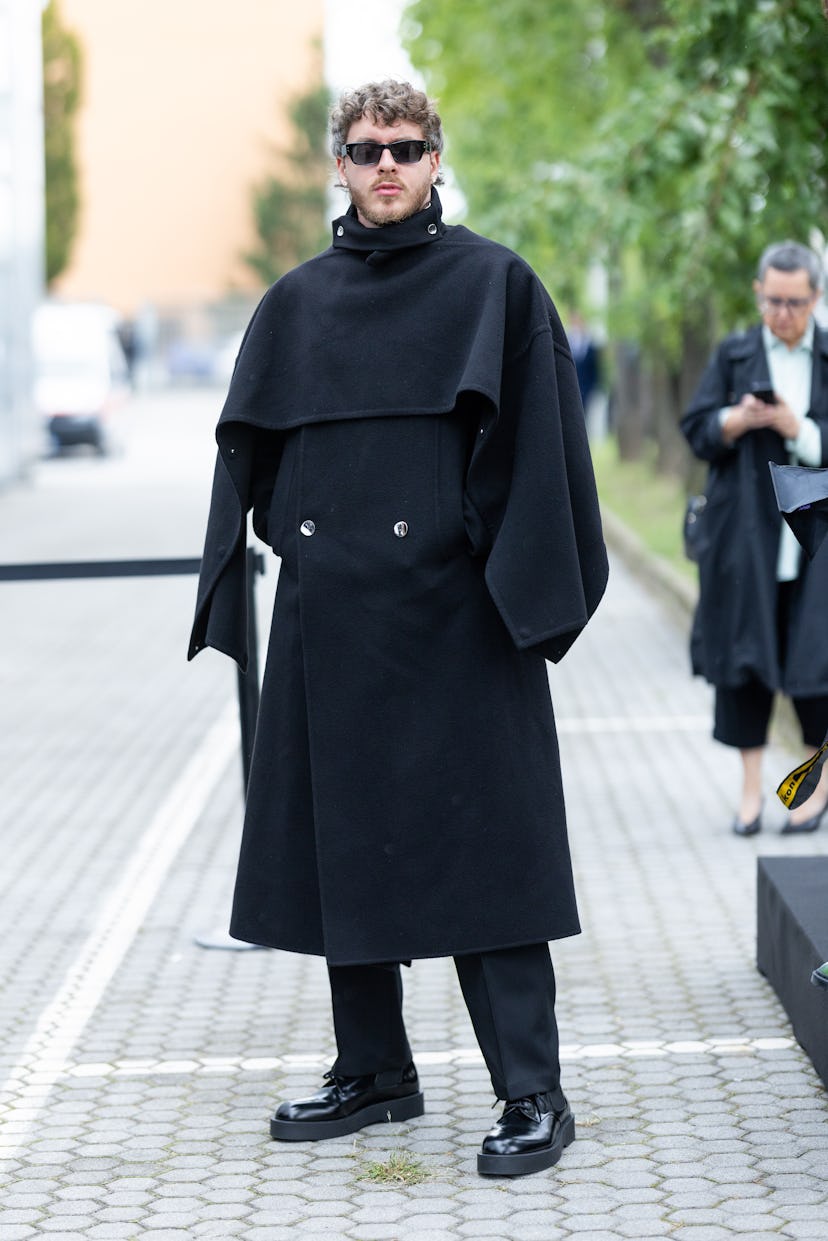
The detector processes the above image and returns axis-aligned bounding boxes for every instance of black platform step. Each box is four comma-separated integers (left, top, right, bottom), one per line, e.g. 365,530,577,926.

757,856,828,1089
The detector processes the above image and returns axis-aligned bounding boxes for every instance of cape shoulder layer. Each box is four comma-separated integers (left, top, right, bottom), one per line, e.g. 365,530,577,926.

189,215,608,670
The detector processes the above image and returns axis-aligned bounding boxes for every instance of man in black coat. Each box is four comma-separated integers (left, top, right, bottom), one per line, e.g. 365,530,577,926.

190,80,607,1177
681,240,828,838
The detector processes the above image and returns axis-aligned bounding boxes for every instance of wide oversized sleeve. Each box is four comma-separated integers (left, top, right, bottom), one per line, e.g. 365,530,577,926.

187,424,258,670
465,318,608,663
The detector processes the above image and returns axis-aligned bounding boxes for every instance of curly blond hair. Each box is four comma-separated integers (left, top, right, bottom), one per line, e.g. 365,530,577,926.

330,80,444,185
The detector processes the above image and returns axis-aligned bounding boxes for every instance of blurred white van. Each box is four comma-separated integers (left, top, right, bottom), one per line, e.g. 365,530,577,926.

32,301,130,454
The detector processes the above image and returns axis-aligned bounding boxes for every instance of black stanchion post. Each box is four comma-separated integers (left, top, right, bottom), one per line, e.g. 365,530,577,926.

236,547,265,793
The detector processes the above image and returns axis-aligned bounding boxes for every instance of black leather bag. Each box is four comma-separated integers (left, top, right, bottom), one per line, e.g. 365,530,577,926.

683,493,707,562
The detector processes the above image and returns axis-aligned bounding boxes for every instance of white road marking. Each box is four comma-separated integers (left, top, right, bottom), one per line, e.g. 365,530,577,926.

0,704,239,1158
556,715,710,734
45,1036,796,1083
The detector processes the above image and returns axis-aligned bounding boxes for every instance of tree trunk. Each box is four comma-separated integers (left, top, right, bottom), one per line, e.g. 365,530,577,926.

678,316,716,490
613,340,646,461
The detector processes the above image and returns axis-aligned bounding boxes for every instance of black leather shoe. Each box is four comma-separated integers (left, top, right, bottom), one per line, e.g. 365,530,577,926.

477,1093,575,1177
269,1062,424,1141
781,800,828,835
732,811,761,836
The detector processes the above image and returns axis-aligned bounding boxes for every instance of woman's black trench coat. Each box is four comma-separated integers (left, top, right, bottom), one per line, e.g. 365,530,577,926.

681,322,828,695
189,194,608,966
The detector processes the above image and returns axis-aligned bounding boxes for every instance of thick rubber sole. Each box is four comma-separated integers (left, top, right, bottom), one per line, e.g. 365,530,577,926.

269,1090,425,1141
477,1111,576,1177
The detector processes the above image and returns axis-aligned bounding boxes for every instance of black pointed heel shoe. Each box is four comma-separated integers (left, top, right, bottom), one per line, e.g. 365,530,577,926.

732,809,762,837
269,1061,424,1141
781,800,828,835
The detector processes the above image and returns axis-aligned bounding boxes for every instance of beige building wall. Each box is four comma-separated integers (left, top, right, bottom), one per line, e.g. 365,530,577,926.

53,0,324,313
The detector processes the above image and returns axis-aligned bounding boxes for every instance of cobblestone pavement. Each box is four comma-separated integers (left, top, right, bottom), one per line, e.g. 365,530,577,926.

1,389,827,1240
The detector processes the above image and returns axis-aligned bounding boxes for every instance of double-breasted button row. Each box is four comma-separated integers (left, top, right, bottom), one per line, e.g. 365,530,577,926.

299,519,409,538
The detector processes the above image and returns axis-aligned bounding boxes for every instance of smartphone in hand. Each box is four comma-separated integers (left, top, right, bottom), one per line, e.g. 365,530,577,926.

749,383,777,404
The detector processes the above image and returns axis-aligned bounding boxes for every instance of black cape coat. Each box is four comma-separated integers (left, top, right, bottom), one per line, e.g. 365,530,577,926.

189,191,608,965
680,322,828,695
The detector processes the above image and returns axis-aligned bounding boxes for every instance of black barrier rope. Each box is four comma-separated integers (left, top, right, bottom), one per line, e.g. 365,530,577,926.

0,548,265,792
0,558,202,581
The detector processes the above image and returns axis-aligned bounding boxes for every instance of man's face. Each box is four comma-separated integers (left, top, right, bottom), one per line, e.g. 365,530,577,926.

753,266,818,347
336,116,441,229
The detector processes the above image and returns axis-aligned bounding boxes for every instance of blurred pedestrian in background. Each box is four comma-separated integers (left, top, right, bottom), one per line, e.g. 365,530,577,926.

190,79,607,1177
681,240,828,837
567,310,602,412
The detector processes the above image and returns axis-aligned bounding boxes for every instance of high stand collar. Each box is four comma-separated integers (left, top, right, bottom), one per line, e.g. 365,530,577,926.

331,188,445,254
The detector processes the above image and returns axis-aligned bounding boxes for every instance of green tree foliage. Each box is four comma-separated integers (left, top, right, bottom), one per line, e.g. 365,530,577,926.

404,0,828,468
41,0,83,284
600,0,828,354
404,1,662,298
405,0,828,348
244,82,331,286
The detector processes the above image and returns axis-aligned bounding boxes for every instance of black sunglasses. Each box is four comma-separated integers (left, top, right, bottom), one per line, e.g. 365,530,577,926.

341,139,432,166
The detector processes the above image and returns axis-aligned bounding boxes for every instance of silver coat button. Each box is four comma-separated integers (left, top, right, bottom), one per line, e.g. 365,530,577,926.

394,521,409,538
300,520,316,536
427,223,437,235
336,225,344,236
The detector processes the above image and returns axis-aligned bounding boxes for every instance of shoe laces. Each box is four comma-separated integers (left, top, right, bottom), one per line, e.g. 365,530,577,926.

322,1069,352,1089
500,1094,542,1120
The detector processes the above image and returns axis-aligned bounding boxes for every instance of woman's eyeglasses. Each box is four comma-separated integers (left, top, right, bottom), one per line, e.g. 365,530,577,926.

758,294,814,313
341,140,432,166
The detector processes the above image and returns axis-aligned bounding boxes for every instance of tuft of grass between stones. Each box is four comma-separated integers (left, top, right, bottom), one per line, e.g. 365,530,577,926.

354,1149,432,1185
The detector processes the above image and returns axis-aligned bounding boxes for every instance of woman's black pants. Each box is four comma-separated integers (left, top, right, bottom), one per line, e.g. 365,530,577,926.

327,942,564,1104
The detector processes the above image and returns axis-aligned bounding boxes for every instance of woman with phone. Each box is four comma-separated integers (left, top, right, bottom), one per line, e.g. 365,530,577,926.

681,239,828,836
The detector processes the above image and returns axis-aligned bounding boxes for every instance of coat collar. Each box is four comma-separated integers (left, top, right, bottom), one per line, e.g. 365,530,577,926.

725,321,828,414
331,188,446,254
727,320,828,362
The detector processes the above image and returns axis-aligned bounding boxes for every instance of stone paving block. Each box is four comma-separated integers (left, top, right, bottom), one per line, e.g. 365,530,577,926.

248,1193,312,1215
86,1227,147,1240
191,1225,250,1239
457,1220,543,1237
37,1217,98,1232
669,1228,744,1240
131,1232,198,1240
18,1234,85,1241
291,1233,352,1241
2,1193,53,1209
351,1205,420,1225
400,1232,466,1241
612,1199,668,1219
0,1212,42,1228
584,1214,651,1235
94,1207,149,1224
783,1202,828,1222
596,1168,662,1191
238,1230,299,1241
615,1224,676,1239
723,1217,787,1235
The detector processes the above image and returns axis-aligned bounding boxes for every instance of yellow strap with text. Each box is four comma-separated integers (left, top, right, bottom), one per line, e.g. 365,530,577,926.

776,740,828,809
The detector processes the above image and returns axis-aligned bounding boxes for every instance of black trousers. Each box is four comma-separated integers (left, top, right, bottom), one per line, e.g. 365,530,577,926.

714,681,828,750
327,942,564,1104
713,579,828,750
